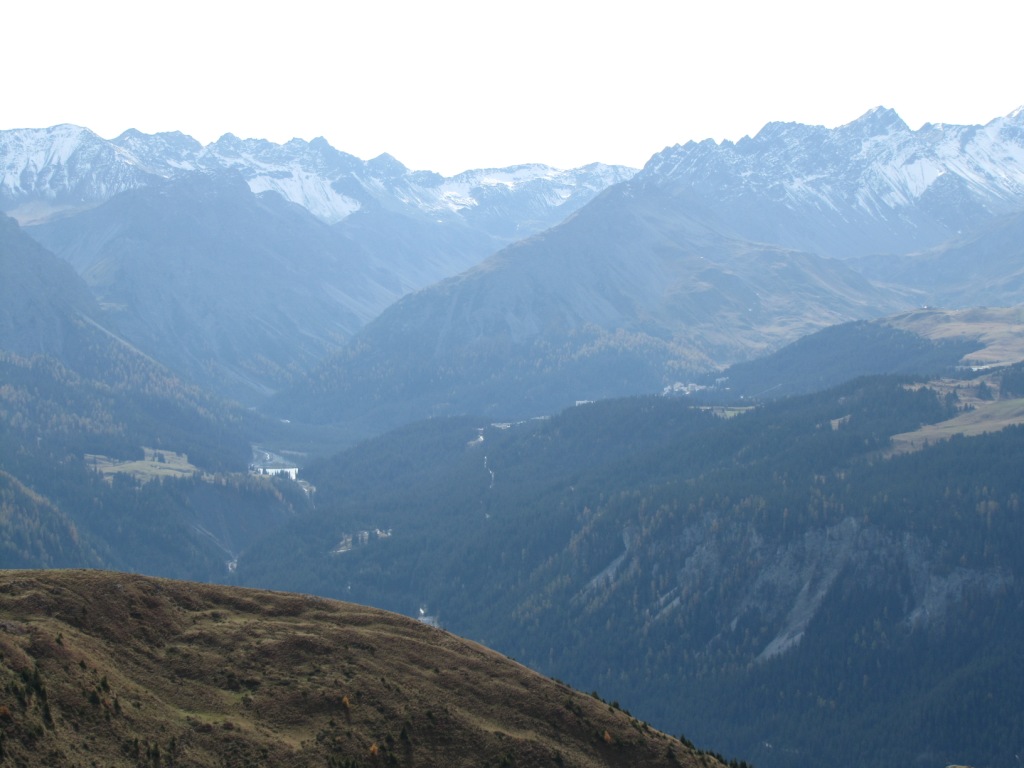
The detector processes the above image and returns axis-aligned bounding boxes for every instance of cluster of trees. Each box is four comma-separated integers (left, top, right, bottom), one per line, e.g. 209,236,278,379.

997,359,1024,397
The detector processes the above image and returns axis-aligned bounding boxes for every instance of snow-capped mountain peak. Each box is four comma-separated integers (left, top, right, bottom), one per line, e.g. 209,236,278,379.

0,126,635,230
111,128,203,169
0,125,164,224
633,106,1024,257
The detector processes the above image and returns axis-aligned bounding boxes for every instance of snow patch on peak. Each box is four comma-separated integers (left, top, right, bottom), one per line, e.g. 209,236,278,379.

451,164,560,187
418,162,636,214
995,105,1024,125
1,125,139,210
2,124,92,167
110,129,203,171
640,107,1024,209
248,169,360,223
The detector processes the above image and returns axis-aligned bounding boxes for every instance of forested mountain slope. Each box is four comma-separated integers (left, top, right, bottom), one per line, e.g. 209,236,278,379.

240,375,1024,768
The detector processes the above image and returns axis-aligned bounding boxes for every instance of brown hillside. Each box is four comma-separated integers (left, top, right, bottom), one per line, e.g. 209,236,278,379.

0,570,716,768
886,305,1024,368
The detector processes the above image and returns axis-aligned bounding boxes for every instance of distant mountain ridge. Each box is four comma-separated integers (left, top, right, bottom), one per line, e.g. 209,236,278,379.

0,123,635,229
639,106,1024,258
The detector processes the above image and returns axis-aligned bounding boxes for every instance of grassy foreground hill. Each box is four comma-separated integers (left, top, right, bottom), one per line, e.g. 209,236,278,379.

0,570,717,768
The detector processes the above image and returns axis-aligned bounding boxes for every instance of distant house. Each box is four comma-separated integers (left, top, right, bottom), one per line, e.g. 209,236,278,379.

254,466,299,481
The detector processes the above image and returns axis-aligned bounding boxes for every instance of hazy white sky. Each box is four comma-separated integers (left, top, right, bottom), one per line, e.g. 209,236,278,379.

4,0,1021,175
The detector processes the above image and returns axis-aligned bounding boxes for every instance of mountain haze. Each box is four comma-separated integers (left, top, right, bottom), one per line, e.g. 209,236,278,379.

0,213,100,358
853,211,1024,307
29,173,369,401
4,125,633,403
272,164,908,430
